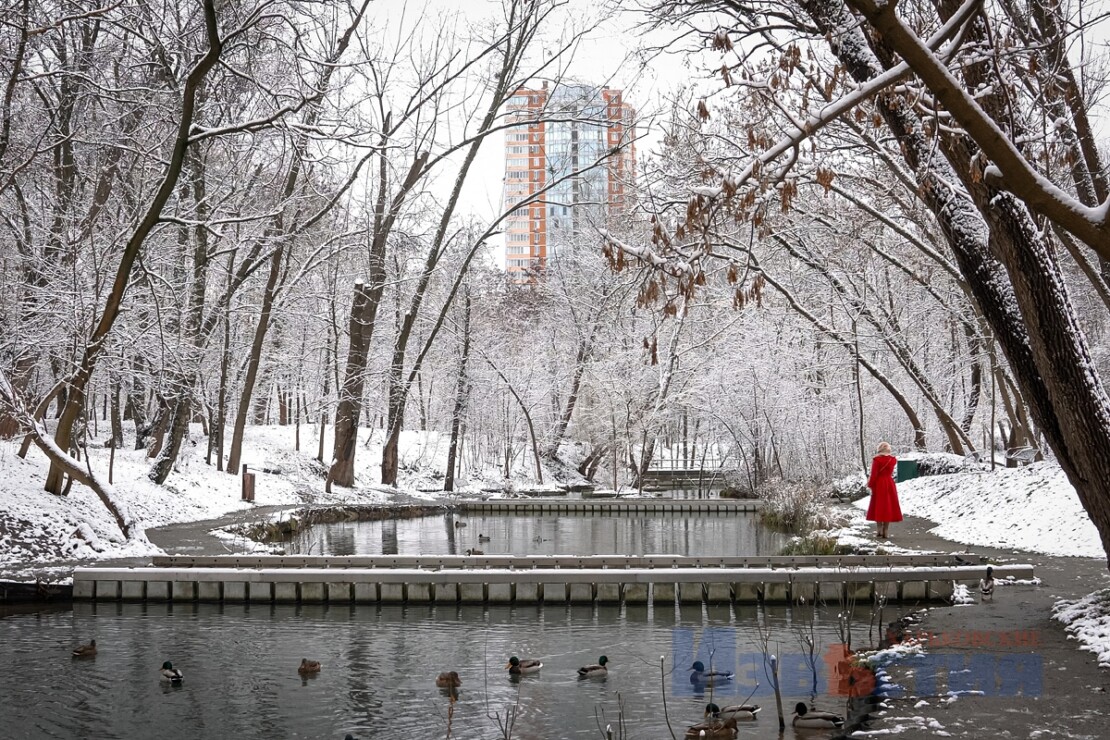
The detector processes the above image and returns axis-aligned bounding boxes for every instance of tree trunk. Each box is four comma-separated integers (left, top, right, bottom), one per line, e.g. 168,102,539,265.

127,354,149,451
328,281,376,490
151,145,212,484
214,268,232,472
328,146,428,490
226,243,283,474
109,378,124,450
149,396,189,483
546,314,601,458
317,345,330,464
959,322,984,434
444,290,472,492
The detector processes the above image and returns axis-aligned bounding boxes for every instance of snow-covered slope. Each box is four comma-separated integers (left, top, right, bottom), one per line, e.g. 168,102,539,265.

855,462,1103,558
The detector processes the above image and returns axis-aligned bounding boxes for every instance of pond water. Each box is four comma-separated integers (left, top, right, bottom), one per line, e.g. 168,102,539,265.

287,511,788,557
2,601,873,739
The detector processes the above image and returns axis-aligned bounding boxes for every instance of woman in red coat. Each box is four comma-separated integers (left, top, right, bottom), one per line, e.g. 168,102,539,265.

866,441,902,538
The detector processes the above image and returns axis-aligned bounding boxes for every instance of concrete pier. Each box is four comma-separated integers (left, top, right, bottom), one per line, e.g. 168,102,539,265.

457,499,758,514
73,562,1033,605
151,553,982,569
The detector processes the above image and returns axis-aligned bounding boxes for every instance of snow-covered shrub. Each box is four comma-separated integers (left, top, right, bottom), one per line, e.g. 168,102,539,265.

829,473,868,501
911,452,987,477
780,533,857,555
758,478,846,533
719,470,756,498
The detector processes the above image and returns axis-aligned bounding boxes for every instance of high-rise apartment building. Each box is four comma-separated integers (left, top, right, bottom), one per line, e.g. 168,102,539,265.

503,83,635,277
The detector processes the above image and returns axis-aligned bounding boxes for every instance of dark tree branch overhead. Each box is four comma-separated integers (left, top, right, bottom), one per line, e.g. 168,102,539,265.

845,0,1110,258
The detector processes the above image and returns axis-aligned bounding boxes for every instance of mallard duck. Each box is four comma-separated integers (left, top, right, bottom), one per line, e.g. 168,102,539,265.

980,566,995,600
160,661,184,684
435,671,462,688
684,716,737,739
478,533,491,542
72,639,97,659
507,656,543,674
454,521,467,528
706,702,760,721
690,660,734,683
298,658,322,674
792,703,844,729
577,655,608,677
465,548,484,556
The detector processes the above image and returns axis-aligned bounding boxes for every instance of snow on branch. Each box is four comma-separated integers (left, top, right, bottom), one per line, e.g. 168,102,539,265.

846,0,1110,258
598,229,693,277
694,0,983,201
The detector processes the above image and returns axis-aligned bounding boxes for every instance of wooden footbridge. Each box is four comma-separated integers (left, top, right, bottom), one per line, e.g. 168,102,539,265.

73,552,1033,606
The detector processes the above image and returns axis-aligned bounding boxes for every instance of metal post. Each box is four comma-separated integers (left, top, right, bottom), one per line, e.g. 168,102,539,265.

241,465,255,502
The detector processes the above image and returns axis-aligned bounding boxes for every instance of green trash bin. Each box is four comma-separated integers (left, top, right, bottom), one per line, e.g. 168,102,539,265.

895,459,918,482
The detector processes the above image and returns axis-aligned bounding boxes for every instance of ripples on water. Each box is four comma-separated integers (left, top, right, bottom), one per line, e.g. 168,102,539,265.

2,601,870,739
289,512,788,557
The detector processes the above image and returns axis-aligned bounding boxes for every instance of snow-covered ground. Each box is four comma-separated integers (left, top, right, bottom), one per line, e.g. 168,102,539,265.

0,423,579,578
855,462,1104,558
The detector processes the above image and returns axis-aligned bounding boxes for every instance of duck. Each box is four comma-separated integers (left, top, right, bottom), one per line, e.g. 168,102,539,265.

705,702,760,721
454,521,467,528
577,655,608,677
71,639,97,659
980,566,995,600
465,548,484,556
792,703,844,730
298,658,322,674
684,716,738,739
690,660,734,684
159,661,184,684
507,656,543,674
478,533,491,543
435,671,462,688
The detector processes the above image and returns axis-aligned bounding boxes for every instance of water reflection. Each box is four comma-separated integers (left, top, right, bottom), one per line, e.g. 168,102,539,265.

290,511,787,557
382,518,399,555
2,601,873,739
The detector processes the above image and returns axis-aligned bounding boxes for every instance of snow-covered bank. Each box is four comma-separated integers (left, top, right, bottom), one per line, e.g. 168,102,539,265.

1053,588,1110,668
1,424,582,577
0,427,326,575
855,462,1103,558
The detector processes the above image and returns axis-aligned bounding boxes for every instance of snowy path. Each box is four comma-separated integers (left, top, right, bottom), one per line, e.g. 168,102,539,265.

852,512,1110,739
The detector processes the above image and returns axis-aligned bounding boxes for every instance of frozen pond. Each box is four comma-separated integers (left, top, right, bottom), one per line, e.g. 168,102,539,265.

288,510,788,557
2,600,871,739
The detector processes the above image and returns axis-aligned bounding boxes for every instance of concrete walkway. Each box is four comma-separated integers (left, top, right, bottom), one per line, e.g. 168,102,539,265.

858,513,1110,739
143,504,293,556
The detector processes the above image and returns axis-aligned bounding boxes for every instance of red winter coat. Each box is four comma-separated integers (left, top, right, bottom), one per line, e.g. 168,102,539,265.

865,454,903,522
